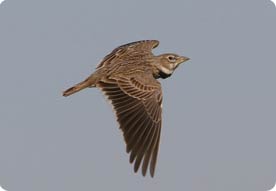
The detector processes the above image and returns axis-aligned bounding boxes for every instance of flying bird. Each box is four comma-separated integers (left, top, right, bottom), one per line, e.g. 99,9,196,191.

63,40,189,177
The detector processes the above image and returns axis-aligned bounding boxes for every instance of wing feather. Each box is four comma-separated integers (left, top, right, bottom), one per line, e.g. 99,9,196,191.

97,73,162,177
141,122,161,176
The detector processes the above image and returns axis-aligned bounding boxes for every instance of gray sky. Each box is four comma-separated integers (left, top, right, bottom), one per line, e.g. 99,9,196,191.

0,0,276,191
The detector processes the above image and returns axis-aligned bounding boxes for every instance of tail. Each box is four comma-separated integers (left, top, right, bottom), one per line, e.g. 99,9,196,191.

63,78,95,97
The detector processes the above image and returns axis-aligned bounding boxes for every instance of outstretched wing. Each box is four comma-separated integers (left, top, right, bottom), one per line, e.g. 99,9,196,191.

96,40,159,69
97,72,162,177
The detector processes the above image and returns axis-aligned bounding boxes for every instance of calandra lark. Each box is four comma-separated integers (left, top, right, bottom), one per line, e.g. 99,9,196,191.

63,40,189,177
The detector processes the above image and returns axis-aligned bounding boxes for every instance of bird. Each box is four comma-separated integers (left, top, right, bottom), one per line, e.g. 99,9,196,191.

63,40,189,177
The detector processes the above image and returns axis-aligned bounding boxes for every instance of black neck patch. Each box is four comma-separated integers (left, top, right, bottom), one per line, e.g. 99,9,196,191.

158,70,172,79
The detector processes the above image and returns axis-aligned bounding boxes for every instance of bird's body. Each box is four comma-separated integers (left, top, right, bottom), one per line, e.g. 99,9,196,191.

63,40,189,177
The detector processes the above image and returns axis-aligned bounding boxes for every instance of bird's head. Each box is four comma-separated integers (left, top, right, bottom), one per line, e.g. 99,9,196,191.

154,53,189,79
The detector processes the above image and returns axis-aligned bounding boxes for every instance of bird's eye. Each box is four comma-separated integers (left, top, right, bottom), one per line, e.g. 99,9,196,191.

167,56,176,62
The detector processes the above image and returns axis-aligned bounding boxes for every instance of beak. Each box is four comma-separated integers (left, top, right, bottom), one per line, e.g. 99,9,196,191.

179,56,190,63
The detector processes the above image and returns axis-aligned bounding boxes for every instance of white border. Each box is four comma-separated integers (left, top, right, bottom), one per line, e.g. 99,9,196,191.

0,0,5,5
0,185,7,191
268,182,276,191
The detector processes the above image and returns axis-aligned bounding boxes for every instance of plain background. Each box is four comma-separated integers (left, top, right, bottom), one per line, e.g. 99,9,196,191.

0,0,275,191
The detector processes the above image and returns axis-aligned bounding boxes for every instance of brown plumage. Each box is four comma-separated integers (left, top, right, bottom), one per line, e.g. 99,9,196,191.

63,40,189,177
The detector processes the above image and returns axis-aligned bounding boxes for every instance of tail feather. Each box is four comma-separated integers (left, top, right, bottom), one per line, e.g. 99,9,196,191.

63,79,92,97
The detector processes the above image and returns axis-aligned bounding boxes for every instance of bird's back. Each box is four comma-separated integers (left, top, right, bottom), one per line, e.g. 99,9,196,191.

95,40,159,75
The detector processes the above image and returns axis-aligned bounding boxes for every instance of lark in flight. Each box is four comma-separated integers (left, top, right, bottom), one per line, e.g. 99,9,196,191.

63,40,189,177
